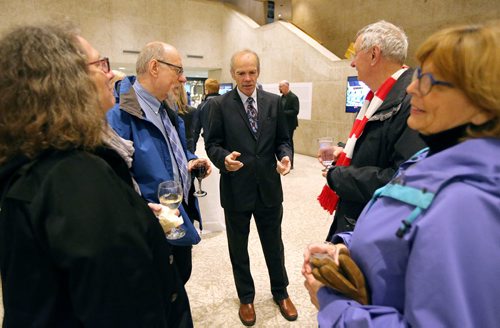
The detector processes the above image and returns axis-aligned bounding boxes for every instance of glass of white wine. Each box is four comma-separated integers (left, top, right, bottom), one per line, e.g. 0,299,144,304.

157,180,186,240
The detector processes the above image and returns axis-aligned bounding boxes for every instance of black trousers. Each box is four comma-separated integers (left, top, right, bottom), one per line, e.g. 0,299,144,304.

224,199,289,304
168,272,194,328
172,183,201,284
172,245,193,285
288,127,295,167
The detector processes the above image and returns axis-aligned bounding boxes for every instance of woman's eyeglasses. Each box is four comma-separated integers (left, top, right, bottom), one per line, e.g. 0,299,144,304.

88,57,110,74
412,67,453,96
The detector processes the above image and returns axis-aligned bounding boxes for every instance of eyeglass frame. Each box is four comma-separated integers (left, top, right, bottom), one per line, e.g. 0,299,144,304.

412,67,453,96
87,57,110,74
156,59,184,76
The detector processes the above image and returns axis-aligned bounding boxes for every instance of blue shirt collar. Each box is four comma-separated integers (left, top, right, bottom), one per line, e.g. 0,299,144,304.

133,80,162,115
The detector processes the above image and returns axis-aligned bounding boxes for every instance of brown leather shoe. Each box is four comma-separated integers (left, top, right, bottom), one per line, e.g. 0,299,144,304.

275,297,298,321
239,303,256,326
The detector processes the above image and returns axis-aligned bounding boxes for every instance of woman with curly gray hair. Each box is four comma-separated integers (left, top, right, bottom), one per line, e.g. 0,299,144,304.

0,24,192,327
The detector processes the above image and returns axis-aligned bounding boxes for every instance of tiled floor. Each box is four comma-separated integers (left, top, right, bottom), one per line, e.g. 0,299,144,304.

186,146,331,327
0,147,332,327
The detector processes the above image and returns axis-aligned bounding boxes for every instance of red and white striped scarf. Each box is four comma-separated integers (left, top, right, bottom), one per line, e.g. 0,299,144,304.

318,67,408,214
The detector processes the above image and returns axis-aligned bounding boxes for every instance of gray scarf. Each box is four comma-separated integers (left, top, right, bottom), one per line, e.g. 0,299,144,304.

102,125,141,194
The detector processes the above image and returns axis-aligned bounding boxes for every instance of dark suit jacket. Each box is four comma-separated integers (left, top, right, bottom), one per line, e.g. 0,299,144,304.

281,90,299,131
205,88,292,211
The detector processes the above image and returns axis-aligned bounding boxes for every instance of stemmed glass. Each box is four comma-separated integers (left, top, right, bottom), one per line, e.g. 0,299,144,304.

318,137,334,171
157,180,186,240
192,164,207,197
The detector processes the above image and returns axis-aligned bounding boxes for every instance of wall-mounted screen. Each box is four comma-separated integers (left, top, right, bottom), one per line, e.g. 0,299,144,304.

346,76,370,113
219,83,233,95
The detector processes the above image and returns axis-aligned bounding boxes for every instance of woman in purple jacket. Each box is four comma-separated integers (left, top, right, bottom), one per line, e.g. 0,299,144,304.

303,22,500,327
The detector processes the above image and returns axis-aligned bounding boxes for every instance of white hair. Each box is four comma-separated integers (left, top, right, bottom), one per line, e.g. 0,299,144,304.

356,20,408,64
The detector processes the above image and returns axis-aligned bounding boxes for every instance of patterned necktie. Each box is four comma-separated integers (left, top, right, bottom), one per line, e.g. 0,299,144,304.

246,97,258,135
159,106,191,203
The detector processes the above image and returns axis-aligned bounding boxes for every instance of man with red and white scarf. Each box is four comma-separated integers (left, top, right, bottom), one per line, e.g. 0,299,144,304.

319,21,425,239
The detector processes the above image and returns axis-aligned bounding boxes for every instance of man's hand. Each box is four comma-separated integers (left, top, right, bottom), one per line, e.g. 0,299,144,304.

188,158,212,177
224,151,244,171
317,146,344,165
276,156,291,175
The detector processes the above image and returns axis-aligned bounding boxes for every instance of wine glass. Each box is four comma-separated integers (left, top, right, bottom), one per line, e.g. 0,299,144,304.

318,137,334,171
157,180,186,240
192,164,207,197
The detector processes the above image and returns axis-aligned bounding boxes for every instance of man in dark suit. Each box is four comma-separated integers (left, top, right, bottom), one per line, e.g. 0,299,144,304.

192,78,220,152
279,80,300,168
205,49,297,326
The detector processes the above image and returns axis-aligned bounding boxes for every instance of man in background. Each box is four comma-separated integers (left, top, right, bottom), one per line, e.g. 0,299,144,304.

193,78,220,151
279,80,300,168
205,49,297,326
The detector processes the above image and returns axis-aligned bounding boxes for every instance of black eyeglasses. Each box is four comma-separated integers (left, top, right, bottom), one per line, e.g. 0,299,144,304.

412,67,453,96
156,59,184,76
88,57,110,73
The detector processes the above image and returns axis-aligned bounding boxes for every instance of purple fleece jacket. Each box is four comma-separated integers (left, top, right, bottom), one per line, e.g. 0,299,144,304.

319,138,500,327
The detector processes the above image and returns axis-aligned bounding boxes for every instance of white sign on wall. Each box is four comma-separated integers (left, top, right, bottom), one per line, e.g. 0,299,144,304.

261,82,312,120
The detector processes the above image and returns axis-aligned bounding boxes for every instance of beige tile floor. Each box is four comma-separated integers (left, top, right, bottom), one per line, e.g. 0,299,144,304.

0,145,333,327
187,144,332,327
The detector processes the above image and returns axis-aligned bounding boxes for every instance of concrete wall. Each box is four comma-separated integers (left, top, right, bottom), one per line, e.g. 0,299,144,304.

218,8,358,155
291,0,500,66
221,0,268,25
0,0,226,72
0,0,372,157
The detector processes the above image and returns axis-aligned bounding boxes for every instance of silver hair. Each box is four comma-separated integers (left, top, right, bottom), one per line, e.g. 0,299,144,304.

356,20,408,64
230,49,260,73
136,42,165,75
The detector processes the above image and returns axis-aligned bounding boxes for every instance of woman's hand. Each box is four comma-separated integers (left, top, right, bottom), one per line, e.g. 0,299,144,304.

302,242,348,275
303,242,370,305
148,203,180,217
303,271,323,310
302,242,346,309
